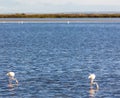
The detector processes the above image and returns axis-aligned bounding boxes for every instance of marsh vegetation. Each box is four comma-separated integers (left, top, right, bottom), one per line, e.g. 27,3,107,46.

0,13,120,18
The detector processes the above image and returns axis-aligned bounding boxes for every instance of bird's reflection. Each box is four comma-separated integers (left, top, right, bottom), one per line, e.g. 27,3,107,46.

89,87,98,98
7,85,17,97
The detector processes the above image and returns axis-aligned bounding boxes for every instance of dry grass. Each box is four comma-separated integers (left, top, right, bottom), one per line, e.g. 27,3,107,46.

0,13,120,18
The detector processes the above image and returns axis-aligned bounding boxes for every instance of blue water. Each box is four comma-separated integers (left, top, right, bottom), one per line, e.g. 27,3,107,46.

0,20,120,98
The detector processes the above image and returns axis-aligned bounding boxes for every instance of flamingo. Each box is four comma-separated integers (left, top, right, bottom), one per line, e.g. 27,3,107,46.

88,73,99,90
7,72,18,85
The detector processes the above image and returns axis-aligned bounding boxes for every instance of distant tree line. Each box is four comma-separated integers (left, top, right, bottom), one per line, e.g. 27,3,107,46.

0,13,120,18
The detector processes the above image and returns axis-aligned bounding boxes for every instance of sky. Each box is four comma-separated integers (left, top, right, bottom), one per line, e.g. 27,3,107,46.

0,0,120,14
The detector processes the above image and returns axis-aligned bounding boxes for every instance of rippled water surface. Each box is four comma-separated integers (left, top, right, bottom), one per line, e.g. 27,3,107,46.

0,19,120,98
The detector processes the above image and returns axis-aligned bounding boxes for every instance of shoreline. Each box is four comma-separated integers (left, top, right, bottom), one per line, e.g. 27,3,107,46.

0,18,120,23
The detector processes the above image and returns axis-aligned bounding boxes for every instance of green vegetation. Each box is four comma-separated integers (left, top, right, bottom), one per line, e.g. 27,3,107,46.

0,13,120,18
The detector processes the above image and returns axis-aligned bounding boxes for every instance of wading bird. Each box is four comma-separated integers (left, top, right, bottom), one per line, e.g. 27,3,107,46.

88,73,99,90
7,72,18,85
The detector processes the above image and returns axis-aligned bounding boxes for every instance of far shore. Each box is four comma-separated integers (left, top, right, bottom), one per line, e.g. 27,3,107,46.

0,13,120,18
0,13,120,23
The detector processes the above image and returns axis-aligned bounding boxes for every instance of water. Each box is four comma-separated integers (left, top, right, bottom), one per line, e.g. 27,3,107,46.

0,19,120,98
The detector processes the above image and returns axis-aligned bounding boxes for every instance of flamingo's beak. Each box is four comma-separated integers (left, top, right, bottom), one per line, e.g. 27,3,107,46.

88,76,91,79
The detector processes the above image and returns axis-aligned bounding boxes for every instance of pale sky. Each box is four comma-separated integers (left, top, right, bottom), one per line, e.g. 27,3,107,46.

0,0,120,13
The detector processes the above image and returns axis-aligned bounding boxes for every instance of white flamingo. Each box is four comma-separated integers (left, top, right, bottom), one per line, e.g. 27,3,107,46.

88,73,99,90
7,72,18,85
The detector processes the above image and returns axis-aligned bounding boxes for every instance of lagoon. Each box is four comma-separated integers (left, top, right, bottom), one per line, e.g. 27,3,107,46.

0,18,120,98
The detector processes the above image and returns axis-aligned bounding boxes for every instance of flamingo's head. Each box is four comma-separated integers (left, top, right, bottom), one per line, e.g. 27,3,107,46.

88,73,96,82
7,72,15,78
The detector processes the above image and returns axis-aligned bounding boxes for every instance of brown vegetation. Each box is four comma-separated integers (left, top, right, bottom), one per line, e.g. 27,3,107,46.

0,13,120,18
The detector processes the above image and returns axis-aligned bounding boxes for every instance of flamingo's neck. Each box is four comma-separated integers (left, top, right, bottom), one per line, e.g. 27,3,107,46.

92,82,99,90
90,79,94,85
9,77,18,84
